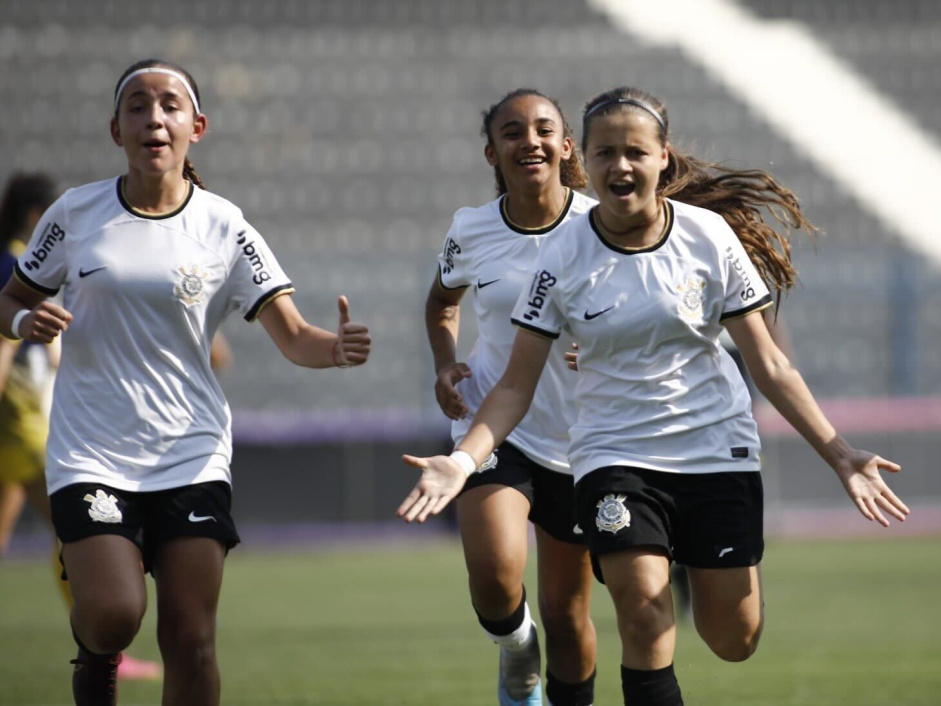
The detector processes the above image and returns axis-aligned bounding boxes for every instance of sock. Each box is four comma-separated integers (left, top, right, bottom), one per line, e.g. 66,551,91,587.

547,668,596,706
621,664,683,706
476,586,535,652
71,625,121,706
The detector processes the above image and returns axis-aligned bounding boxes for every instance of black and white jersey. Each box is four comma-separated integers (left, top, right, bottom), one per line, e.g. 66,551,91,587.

510,199,772,482
16,178,294,493
437,189,596,473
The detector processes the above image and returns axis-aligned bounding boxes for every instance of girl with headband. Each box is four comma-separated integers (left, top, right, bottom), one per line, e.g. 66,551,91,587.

425,89,597,706
398,86,908,705
0,58,371,706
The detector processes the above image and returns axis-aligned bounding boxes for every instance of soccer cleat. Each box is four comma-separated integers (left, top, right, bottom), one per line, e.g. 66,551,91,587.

117,653,162,681
71,649,121,706
498,625,543,705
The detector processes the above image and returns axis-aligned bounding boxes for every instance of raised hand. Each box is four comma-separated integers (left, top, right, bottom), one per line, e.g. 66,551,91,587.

832,449,909,527
435,362,472,419
334,295,370,367
397,454,468,523
20,301,72,344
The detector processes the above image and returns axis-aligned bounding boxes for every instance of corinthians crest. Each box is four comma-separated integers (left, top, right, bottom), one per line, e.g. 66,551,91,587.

84,489,123,524
676,272,706,322
478,452,499,472
173,264,210,307
596,494,630,533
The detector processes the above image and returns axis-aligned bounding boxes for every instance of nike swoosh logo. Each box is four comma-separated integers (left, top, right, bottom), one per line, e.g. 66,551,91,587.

719,547,734,558
584,306,614,321
78,266,107,278
477,279,501,289
188,512,217,523
572,524,584,536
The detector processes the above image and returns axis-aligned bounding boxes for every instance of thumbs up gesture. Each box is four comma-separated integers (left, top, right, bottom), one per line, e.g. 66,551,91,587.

333,295,370,368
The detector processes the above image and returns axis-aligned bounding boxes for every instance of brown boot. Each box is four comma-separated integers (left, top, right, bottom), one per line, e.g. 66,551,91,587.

71,648,121,706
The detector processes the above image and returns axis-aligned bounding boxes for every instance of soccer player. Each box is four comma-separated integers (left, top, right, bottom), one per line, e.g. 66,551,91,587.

427,89,597,706
399,86,909,706
0,172,163,681
0,59,371,706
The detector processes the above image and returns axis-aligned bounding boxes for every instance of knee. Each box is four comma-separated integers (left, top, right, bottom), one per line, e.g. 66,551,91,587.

614,594,674,647
76,600,144,654
538,595,590,644
467,561,524,617
701,621,763,662
158,621,216,668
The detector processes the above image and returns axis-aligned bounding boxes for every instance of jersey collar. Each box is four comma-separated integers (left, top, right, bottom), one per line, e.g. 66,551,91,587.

116,176,195,220
500,187,574,235
589,200,674,255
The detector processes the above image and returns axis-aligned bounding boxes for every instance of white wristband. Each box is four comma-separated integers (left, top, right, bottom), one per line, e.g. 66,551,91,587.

449,450,478,477
10,309,30,340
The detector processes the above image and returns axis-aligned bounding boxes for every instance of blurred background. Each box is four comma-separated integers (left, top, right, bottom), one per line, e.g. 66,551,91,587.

0,1,939,703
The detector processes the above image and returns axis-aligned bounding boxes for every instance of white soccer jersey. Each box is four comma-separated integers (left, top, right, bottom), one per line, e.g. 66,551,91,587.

437,188,596,473
510,199,772,483
16,177,294,493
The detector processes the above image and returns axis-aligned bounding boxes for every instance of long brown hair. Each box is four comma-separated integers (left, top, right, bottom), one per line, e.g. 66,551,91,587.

113,59,206,189
482,89,588,196
583,87,819,305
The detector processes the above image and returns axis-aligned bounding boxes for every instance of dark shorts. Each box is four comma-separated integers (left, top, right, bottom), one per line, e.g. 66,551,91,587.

461,442,584,545
50,481,240,575
575,466,763,583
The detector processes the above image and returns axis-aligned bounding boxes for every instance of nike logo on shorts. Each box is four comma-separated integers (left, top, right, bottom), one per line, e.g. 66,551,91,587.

572,524,584,535
188,512,217,523
584,306,614,321
719,547,734,558
78,266,107,278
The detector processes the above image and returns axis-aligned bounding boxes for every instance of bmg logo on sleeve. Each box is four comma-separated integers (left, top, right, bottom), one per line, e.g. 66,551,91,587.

23,221,65,271
522,269,556,321
441,237,461,275
237,230,272,285
725,246,755,301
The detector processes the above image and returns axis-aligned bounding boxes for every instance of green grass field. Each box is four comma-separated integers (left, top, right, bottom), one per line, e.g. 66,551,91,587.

1,536,939,705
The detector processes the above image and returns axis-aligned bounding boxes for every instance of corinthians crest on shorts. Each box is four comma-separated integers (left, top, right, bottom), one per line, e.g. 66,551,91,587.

84,489,123,523
174,264,210,307
676,272,707,322
596,493,630,533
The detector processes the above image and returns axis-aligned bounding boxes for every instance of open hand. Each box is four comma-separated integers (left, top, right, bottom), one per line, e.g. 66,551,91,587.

335,296,370,367
434,363,472,419
833,449,909,527
397,454,468,523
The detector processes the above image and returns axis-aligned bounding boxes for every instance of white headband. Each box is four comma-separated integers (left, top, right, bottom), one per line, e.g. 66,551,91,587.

114,68,201,114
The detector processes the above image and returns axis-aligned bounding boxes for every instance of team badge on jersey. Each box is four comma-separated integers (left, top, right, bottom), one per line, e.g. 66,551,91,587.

174,264,210,307
676,272,707,322
596,494,630,533
84,489,123,524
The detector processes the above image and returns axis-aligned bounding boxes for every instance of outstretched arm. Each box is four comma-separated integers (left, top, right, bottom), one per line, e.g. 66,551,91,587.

426,277,472,419
258,294,370,369
398,328,554,523
726,311,909,526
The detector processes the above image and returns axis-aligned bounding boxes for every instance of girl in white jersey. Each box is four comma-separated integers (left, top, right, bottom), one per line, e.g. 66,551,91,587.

399,86,909,706
0,59,371,706
427,89,597,706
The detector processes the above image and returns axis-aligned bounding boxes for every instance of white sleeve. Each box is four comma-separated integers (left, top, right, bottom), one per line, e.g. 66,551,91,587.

435,214,471,290
510,245,565,339
15,196,69,296
227,218,294,322
719,229,772,321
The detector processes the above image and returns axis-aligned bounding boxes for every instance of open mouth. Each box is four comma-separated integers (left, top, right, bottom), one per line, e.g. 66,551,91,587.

143,140,169,151
518,156,546,168
609,181,635,197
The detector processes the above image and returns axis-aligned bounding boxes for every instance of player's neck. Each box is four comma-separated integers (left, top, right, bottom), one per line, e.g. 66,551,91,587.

504,185,569,230
122,170,190,215
595,199,666,249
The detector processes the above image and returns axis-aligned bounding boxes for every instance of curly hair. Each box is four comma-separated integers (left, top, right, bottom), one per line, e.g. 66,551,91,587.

583,87,820,306
481,88,588,196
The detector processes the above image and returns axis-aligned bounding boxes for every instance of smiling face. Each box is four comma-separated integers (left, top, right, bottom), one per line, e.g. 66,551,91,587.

110,71,207,178
584,109,669,228
484,94,574,195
